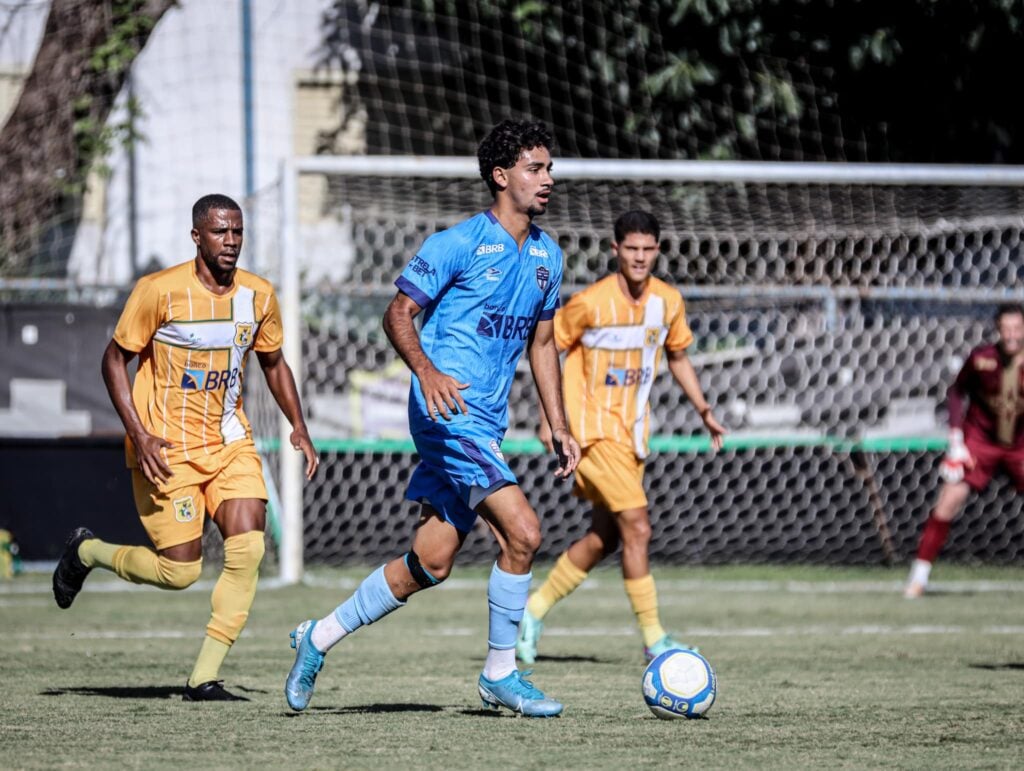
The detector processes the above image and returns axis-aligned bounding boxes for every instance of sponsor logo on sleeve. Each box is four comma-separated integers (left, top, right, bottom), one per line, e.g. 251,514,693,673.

410,255,436,278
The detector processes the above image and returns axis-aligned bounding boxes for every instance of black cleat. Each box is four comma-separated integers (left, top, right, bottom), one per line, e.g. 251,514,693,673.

52,527,94,609
182,680,250,702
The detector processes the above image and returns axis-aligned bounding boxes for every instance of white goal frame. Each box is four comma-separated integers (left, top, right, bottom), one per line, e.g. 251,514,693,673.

275,156,1024,583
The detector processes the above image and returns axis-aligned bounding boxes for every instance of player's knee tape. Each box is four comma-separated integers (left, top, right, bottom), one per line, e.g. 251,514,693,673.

207,531,265,645
155,555,203,590
404,549,444,589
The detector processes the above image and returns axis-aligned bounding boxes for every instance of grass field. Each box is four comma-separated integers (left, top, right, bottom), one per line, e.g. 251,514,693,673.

4,563,1024,769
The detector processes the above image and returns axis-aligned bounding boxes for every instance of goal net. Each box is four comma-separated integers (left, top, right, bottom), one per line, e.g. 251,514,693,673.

250,159,1024,580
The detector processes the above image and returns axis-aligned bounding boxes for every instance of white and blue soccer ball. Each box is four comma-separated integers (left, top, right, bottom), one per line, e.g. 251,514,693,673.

642,648,717,719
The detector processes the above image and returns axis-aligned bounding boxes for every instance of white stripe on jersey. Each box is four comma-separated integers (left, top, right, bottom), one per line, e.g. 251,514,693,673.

220,286,255,444
632,296,666,458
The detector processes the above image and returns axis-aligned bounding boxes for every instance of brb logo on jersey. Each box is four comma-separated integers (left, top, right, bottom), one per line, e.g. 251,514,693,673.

182,367,240,390
477,312,533,341
605,367,653,386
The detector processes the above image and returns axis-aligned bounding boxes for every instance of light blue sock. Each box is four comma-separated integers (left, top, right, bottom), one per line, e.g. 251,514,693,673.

487,562,532,650
335,565,406,634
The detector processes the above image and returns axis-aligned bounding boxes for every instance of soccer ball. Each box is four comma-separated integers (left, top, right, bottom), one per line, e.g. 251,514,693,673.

642,649,717,719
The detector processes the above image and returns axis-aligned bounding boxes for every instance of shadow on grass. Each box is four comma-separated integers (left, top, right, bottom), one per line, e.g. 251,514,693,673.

968,662,1024,671
283,703,445,716
534,654,604,664
41,683,269,699
41,685,183,699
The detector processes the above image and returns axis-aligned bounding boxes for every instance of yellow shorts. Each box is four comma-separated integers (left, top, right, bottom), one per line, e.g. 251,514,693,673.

131,440,268,550
573,439,647,512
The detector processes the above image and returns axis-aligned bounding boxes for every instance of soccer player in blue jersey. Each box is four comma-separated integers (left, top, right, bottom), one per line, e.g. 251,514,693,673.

285,119,581,717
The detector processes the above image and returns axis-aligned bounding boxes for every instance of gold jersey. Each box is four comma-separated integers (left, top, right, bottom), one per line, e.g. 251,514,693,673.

113,260,283,467
557,275,693,459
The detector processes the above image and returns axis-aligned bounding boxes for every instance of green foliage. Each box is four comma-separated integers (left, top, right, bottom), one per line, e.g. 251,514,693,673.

368,0,1024,161
70,0,152,190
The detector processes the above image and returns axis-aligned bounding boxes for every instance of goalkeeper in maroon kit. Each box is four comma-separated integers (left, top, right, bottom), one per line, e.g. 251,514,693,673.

904,303,1024,598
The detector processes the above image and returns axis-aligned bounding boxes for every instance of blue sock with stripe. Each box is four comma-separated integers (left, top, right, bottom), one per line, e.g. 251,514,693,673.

335,565,405,634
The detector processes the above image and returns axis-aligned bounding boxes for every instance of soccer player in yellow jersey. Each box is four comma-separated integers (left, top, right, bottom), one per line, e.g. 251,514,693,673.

51,194,319,701
518,210,726,664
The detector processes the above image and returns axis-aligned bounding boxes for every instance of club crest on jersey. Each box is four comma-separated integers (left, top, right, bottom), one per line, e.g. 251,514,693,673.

536,266,550,291
173,496,197,523
645,327,661,346
234,322,254,347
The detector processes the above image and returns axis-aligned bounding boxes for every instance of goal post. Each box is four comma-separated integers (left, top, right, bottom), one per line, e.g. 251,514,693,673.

269,156,1024,583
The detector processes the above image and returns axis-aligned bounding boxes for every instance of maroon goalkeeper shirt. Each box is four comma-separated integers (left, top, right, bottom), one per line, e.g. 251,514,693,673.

947,343,1024,448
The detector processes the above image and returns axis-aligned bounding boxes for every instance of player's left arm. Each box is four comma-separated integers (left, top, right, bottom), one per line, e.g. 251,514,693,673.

529,318,580,478
667,347,726,452
256,348,320,480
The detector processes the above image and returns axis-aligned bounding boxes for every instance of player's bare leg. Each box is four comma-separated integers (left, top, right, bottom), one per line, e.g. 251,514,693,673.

905,481,971,598
286,506,465,711
476,485,562,717
182,498,265,702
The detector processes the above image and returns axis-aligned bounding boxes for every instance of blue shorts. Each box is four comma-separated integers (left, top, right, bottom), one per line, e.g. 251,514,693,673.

405,417,518,533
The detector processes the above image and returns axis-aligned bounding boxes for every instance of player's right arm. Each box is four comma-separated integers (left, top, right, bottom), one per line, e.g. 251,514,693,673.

382,291,469,421
101,339,173,484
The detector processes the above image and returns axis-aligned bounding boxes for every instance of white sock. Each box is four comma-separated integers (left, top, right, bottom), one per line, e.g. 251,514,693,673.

483,647,517,681
311,610,349,653
908,559,932,587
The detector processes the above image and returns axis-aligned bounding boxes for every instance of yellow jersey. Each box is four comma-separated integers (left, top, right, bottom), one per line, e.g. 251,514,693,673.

557,275,693,459
113,260,283,467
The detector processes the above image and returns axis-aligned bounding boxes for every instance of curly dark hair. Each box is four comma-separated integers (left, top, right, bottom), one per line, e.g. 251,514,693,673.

192,194,241,228
477,119,554,196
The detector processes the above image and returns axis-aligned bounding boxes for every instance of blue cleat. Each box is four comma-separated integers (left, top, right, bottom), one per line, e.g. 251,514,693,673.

285,620,325,712
477,669,563,718
515,610,544,664
644,633,699,663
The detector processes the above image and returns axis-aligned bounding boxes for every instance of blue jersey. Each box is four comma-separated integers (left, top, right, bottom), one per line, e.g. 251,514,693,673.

395,210,563,434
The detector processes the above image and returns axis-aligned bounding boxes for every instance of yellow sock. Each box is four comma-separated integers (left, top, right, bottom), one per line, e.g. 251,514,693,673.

623,574,666,647
110,546,202,589
193,531,265,684
526,552,588,620
188,637,232,688
78,538,122,569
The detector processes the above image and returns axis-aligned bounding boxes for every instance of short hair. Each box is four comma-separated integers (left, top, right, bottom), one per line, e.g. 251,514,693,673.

995,302,1024,322
477,119,554,196
192,194,242,228
614,210,660,243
